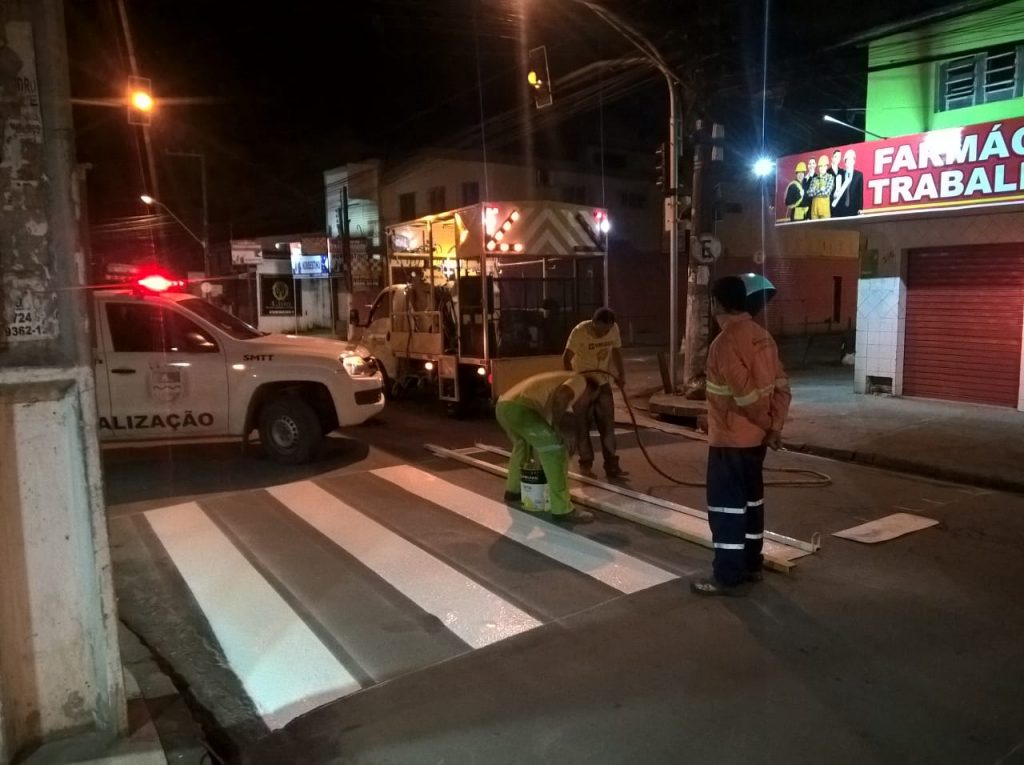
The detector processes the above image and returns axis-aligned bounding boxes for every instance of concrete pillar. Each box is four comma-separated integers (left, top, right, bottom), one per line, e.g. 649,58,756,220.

0,1,126,761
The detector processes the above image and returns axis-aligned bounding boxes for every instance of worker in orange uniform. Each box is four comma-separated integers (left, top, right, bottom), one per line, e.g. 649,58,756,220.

496,371,596,524
691,275,791,596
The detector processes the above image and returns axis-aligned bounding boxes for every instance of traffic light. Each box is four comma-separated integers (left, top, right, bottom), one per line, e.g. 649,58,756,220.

655,142,668,191
527,46,553,109
127,75,153,125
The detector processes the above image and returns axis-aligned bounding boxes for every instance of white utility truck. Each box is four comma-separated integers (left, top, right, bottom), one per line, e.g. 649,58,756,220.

354,201,609,409
92,274,385,463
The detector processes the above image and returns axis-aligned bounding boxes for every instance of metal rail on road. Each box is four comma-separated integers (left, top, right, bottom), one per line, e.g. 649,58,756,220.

425,443,819,573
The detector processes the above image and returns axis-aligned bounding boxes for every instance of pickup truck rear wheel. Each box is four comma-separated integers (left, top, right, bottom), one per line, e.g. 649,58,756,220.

259,396,322,464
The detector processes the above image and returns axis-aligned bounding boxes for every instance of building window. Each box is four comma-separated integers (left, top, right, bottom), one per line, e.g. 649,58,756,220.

427,185,446,213
399,192,416,220
938,46,1024,111
461,181,480,205
561,185,587,204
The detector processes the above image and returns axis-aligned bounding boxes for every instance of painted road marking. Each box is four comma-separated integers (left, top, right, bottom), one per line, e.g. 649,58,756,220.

268,481,542,649
372,465,677,594
145,502,359,730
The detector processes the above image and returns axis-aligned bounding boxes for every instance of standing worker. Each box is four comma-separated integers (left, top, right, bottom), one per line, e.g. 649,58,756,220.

496,371,596,524
692,276,791,596
562,307,627,479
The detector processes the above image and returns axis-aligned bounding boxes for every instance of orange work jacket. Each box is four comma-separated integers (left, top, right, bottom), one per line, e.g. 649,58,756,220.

705,312,791,448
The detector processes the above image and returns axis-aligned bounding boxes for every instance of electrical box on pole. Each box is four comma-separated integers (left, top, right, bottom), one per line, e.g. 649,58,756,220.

527,46,553,109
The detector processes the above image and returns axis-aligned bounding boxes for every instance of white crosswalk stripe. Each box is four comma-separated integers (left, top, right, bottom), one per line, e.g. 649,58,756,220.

145,502,360,730
373,465,677,594
143,465,678,730
267,480,542,648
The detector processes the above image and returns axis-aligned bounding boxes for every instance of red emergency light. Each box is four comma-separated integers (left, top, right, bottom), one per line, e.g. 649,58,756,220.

136,274,184,293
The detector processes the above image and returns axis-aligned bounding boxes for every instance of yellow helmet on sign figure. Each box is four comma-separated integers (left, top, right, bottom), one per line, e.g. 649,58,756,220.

795,161,807,173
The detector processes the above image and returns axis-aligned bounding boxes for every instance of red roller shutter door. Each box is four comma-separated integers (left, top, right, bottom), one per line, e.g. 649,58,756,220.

904,245,1024,408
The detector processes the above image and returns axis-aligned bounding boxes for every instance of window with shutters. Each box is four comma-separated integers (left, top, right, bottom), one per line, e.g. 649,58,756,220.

937,46,1024,111
427,185,446,213
399,192,416,220
461,181,480,205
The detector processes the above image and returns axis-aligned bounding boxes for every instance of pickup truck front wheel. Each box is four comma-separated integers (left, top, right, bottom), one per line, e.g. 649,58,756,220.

259,396,322,464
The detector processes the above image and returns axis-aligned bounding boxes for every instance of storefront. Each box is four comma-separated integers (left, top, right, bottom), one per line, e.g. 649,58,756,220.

776,116,1024,411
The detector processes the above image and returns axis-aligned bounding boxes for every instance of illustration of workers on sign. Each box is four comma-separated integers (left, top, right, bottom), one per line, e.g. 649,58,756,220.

806,154,834,220
832,148,864,217
784,161,809,221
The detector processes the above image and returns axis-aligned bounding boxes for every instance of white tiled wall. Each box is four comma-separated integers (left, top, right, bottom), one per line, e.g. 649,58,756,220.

855,277,903,393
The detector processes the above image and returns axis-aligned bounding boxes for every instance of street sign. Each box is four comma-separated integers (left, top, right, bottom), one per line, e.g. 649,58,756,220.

230,239,262,265
692,233,722,264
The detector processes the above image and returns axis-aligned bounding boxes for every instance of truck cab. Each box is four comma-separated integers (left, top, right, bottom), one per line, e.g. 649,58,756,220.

92,275,385,463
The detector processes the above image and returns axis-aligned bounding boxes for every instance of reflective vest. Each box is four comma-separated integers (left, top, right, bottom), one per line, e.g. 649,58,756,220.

706,313,791,447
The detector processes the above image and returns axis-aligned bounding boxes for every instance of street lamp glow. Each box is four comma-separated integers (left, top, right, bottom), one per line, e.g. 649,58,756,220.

140,194,154,205
130,90,153,112
753,158,774,177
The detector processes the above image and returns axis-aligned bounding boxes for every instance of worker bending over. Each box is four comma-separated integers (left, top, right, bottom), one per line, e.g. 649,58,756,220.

496,371,595,524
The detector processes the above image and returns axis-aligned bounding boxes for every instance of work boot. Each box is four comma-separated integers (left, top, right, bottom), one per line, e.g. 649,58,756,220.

503,490,521,503
605,463,629,480
550,507,595,524
690,577,747,597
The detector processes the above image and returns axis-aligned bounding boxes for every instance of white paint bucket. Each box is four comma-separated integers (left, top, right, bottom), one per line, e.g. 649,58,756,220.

520,463,549,512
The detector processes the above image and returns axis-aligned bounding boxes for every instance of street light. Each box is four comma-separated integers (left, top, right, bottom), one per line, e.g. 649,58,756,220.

752,157,775,177
140,194,209,276
822,114,889,141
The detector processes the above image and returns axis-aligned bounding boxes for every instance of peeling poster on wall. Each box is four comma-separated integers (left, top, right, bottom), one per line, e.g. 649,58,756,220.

3,280,58,342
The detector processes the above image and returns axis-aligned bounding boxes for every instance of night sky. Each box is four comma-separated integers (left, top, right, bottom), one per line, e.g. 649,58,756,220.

65,0,970,243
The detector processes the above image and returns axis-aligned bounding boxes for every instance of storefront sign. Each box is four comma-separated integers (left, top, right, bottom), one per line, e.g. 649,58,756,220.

259,274,300,316
776,116,1024,224
290,240,331,277
231,239,263,265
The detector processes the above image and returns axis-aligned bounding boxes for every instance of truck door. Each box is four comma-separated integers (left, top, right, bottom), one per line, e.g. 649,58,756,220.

362,289,397,378
99,300,230,439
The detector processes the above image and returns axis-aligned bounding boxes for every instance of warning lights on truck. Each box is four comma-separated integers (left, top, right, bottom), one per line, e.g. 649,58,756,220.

136,274,184,293
484,207,523,255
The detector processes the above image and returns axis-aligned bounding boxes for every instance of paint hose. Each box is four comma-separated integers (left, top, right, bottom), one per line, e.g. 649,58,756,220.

575,370,832,488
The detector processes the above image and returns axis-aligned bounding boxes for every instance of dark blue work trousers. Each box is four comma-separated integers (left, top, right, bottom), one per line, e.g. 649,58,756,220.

706,445,767,586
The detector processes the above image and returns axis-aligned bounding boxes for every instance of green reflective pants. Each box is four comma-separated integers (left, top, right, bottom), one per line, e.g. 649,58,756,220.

495,401,572,515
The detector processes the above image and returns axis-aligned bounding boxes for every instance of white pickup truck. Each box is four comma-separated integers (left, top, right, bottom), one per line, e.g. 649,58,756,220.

92,277,385,463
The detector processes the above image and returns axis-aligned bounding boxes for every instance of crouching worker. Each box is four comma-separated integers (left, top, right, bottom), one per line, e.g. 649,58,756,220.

496,371,595,524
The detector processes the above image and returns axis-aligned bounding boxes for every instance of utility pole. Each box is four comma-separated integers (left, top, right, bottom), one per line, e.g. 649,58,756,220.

0,1,125,759
682,120,724,397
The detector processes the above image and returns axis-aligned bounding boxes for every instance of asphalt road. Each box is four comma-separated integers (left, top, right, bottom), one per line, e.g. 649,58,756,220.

102,394,1024,764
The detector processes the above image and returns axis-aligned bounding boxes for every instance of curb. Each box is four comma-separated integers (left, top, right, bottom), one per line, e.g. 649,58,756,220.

785,442,1024,495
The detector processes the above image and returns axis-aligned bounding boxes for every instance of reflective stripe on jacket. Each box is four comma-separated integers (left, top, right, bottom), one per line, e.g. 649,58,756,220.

706,312,791,448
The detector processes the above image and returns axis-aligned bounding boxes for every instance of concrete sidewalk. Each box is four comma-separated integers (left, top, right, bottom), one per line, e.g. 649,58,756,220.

622,348,1024,495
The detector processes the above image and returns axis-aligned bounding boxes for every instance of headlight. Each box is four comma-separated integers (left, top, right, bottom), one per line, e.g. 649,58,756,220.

340,352,374,377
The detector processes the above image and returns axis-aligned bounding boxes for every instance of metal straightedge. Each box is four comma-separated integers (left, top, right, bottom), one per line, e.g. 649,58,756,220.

425,443,819,573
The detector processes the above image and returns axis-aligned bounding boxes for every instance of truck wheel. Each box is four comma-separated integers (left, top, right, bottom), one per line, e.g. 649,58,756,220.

259,396,322,464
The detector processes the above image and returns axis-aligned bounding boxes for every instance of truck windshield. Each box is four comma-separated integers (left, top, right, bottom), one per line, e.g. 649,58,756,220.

179,299,263,340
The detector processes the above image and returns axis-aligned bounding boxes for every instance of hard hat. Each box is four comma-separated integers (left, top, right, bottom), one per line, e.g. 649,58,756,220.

794,161,807,173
